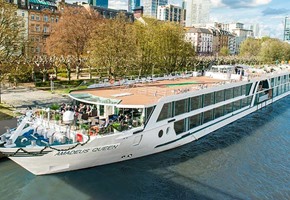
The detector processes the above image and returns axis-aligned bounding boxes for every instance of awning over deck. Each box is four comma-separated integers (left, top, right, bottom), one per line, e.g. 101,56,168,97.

69,93,121,106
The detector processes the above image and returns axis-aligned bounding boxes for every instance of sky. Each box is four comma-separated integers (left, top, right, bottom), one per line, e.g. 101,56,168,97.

107,0,290,40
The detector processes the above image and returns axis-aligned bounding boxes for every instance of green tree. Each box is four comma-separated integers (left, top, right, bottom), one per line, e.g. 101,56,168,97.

134,18,194,75
156,21,194,73
258,38,284,63
0,0,26,68
239,38,261,57
134,18,159,76
219,46,230,56
87,14,137,79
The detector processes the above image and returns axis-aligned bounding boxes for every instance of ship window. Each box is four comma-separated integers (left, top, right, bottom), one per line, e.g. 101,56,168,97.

215,90,224,103
214,106,224,119
157,102,172,121
247,83,252,93
273,88,277,97
233,86,241,97
271,78,275,87
174,119,186,135
224,103,232,115
241,85,246,95
145,106,155,124
233,100,241,112
225,88,233,100
174,99,188,116
188,114,201,129
98,105,104,116
203,110,213,124
158,130,163,138
241,97,248,107
190,96,202,110
247,96,253,105
203,93,214,107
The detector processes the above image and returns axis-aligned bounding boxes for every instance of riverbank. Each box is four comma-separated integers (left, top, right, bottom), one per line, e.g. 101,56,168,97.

0,85,70,158
0,104,16,120
1,85,70,109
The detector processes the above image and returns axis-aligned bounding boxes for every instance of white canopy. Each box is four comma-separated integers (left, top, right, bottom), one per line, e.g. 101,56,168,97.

211,65,234,69
235,64,250,69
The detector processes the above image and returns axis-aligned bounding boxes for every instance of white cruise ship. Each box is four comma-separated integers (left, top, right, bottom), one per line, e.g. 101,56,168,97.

0,65,290,175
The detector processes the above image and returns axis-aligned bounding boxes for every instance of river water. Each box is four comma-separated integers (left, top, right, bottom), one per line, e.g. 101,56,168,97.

0,96,290,200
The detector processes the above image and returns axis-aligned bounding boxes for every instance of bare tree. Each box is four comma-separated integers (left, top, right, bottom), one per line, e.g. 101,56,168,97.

46,6,101,73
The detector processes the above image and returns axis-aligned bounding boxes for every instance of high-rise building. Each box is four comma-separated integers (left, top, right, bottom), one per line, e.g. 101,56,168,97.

249,24,260,38
143,0,168,18
157,4,183,24
284,17,290,42
222,22,253,54
88,0,108,8
185,0,211,27
128,0,140,12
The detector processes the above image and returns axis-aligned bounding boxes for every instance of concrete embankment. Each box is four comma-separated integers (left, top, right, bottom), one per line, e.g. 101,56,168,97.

0,119,17,158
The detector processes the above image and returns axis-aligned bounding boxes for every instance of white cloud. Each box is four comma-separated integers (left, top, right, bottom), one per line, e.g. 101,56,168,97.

210,0,225,7
251,0,272,6
109,0,128,10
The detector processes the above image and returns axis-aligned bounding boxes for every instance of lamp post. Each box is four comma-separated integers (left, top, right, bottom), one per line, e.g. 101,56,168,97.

50,74,54,94
0,80,1,104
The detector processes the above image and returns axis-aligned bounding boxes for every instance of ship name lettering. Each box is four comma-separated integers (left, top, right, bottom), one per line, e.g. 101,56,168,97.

92,144,119,152
54,149,90,156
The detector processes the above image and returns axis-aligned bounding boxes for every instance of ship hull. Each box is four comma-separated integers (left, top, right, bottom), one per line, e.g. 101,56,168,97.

2,92,289,175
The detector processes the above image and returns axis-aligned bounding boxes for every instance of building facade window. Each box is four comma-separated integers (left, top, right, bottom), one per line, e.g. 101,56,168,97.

44,15,48,22
36,47,40,53
31,14,35,20
35,25,40,32
43,26,48,33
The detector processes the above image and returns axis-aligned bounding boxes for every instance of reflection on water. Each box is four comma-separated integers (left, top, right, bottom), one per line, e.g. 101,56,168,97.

0,97,290,200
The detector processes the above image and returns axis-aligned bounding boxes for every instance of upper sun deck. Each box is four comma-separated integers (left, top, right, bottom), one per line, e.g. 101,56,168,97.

70,76,230,107
69,65,290,107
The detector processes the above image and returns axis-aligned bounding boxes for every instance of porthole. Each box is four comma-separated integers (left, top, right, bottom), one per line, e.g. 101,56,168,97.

158,130,163,138
166,127,170,134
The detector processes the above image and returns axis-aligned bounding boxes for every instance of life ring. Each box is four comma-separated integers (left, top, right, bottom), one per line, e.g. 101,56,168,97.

89,126,99,136
93,126,99,132
76,133,83,142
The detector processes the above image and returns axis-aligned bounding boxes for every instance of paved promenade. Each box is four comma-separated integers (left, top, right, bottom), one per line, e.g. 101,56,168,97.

1,86,70,109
